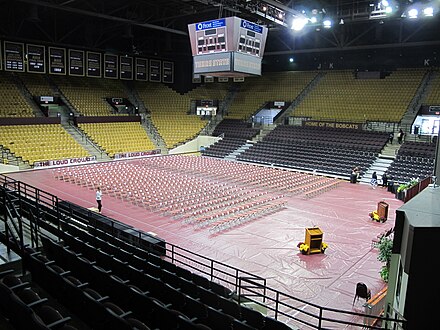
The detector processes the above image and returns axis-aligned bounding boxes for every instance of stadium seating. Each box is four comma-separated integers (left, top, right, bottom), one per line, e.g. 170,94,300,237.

13,218,292,330
387,141,436,183
0,71,35,117
202,137,248,158
211,119,259,140
53,75,128,116
0,124,89,165
292,68,426,123
236,125,389,178
0,267,83,329
77,122,156,158
424,70,440,105
17,72,54,97
226,71,318,120
135,82,211,149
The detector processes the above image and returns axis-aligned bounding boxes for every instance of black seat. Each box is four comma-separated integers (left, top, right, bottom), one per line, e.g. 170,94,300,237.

353,282,371,305
262,316,292,329
33,305,73,329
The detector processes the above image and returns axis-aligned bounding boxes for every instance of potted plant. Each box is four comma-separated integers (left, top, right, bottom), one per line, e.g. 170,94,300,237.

297,242,309,255
376,235,393,282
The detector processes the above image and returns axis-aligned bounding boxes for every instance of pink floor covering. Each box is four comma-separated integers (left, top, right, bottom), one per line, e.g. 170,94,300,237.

6,157,402,328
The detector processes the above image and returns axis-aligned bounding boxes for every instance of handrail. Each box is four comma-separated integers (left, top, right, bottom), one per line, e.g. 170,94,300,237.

404,176,432,203
238,277,405,329
0,173,406,329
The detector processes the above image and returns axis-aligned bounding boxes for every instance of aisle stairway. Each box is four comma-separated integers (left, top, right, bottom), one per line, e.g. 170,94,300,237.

359,156,394,185
224,142,254,161
62,124,112,161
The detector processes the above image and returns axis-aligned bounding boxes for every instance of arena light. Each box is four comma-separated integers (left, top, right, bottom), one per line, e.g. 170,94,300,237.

423,6,434,17
291,16,308,31
408,8,419,19
323,18,332,29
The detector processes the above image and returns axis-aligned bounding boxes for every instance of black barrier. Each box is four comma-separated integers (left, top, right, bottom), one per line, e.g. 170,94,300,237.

57,200,166,256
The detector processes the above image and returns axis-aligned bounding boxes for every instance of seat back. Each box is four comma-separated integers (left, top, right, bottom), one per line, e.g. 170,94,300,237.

356,282,369,298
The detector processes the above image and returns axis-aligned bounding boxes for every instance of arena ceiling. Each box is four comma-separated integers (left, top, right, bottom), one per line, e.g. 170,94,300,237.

1,0,439,60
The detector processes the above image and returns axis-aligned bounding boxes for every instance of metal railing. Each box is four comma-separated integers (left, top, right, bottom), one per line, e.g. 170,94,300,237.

0,174,406,329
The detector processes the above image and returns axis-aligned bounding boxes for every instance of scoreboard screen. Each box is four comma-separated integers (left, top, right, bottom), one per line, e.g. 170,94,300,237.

49,47,66,75
69,49,85,76
188,17,267,77
194,18,227,55
4,41,25,72
237,21,264,57
26,44,46,73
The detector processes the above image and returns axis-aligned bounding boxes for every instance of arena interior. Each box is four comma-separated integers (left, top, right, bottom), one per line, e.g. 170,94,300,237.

1,1,440,329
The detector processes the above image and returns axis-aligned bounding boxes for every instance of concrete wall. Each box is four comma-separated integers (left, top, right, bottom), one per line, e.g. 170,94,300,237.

169,135,220,155
0,164,20,174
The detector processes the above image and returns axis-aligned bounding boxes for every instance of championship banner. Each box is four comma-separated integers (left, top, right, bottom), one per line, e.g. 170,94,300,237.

114,149,161,159
34,156,97,168
303,121,361,130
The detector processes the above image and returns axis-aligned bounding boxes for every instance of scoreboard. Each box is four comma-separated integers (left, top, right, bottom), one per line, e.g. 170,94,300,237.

188,17,268,77
195,18,227,55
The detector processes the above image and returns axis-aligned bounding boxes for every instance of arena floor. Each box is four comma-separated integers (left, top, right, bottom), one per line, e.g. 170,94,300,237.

6,156,402,328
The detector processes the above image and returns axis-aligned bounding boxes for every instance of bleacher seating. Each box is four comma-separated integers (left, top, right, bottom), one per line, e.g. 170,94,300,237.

0,124,89,165
201,137,247,158
52,75,128,116
212,119,259,140
8,211,291,330
424,70,440,105
293,68,426,123
0,267,84,329
387,141,436,183
135,82,210,148
17,72,54,97
226,71,318,120
237,125,389,178
0,71,35,117
77,122,156,158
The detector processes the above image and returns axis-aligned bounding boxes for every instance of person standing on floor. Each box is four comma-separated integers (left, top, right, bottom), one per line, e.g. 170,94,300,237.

397,129,404,144
389,132,394,144
96,187,102,213
382,172,388,188
370,172,378,189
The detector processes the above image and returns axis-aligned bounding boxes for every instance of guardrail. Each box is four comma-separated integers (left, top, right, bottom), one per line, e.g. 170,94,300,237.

0,174,406,329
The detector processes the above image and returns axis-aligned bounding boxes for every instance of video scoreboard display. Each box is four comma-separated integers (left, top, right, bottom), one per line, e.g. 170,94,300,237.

27,44,46,73
49,47,66,75
194,18,227,55
188,17,267,77
4,41,25,72
237,21,264,57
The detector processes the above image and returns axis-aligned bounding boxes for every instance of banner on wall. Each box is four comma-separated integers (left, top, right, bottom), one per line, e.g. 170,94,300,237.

303,121,361,130
34,156,97,168
114,150,161,159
